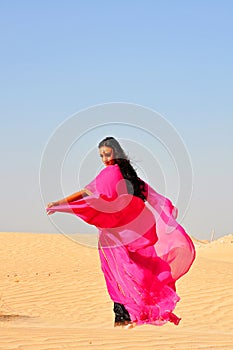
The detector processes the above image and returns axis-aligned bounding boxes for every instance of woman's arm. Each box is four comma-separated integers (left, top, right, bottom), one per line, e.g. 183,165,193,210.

47,188,92,214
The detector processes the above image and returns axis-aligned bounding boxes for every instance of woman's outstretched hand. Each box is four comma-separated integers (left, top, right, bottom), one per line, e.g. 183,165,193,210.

46,189,89,215
46,202,59,215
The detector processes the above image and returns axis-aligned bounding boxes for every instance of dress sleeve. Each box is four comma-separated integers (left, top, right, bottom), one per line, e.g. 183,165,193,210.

84,165,127,199
84,177,97,196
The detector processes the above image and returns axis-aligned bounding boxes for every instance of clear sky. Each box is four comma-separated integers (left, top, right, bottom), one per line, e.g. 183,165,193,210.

1,0,232,241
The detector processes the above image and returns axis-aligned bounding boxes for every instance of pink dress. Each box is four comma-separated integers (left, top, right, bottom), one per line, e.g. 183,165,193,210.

47,164,195,326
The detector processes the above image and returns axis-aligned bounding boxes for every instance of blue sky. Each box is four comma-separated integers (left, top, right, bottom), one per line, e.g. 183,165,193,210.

1,1,232,240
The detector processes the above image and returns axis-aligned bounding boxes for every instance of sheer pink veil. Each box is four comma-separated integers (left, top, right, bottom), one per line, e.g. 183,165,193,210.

145,182,195,281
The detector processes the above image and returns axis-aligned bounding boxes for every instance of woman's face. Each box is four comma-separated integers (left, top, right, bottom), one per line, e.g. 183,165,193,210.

99,146,115,166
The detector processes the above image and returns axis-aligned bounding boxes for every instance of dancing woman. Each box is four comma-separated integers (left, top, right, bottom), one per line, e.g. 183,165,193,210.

47,137,195,328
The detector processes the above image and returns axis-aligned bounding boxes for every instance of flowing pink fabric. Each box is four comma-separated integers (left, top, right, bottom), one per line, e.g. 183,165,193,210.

47,164,195,326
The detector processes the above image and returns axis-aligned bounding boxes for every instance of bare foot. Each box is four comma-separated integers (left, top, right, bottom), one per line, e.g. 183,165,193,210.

122,322,136,329
114,321,136,329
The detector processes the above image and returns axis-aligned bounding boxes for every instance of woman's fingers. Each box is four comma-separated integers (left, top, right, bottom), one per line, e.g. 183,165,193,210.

46,201,59,215
46,202,56,215
47,202,55,208
47,210,55,215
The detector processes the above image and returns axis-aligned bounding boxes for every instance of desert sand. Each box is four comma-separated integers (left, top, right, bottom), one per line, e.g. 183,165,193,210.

0,231,232,350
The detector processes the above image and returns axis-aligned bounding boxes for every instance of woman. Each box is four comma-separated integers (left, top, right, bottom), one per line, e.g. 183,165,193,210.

47,136,195,328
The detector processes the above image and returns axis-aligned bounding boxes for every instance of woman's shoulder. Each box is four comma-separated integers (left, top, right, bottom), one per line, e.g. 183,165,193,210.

99,164,119,174
97,164,122,181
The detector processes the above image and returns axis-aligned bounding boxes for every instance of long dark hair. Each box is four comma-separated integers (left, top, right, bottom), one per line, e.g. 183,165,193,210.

98,137,146,201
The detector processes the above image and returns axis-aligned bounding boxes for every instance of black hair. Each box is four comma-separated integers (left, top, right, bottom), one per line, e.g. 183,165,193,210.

98,136,146,201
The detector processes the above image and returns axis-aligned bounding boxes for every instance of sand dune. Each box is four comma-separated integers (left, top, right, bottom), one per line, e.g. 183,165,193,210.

0,232,232,350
